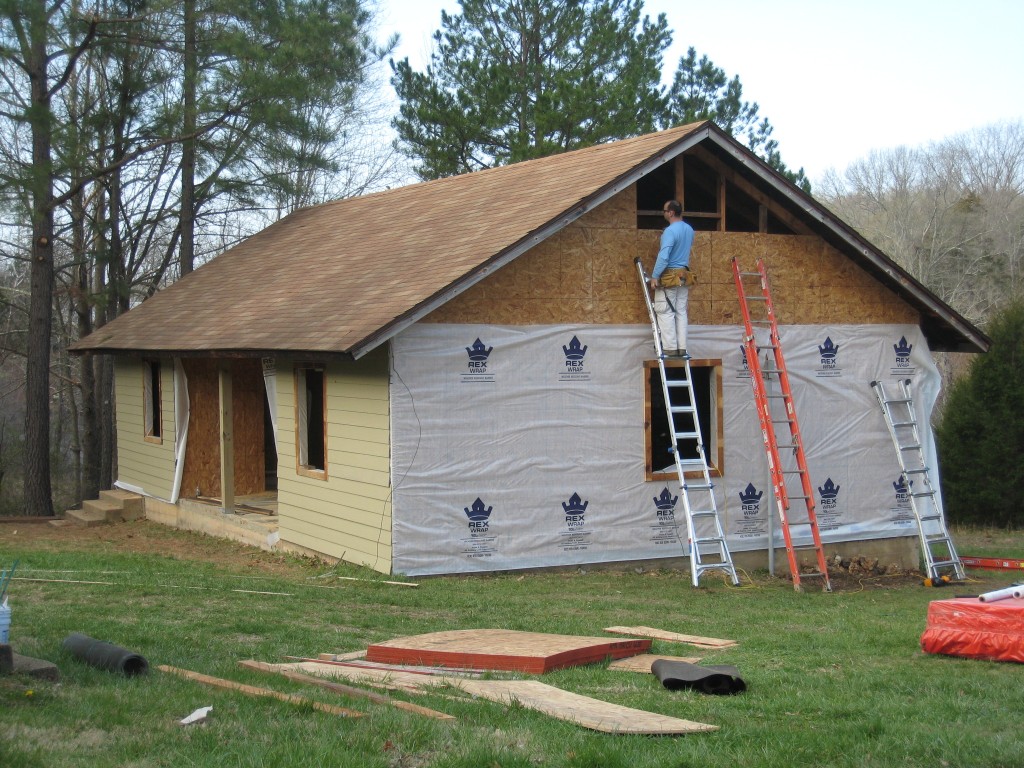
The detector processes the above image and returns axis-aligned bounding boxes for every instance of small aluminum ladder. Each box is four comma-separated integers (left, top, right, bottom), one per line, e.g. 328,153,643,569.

635,258,739,587
733,258,832,592
870,378,965,582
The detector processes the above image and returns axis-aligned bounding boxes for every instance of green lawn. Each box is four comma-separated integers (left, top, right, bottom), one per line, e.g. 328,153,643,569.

1,522,1022,768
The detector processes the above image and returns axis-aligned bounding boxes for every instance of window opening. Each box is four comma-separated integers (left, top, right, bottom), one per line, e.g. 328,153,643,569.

645,360,722,480
143,359,162,442
296,366,326,476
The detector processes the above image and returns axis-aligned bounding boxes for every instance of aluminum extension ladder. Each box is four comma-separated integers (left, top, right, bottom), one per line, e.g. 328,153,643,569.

634,258,739,587
732,258,831,592
870,379,965,582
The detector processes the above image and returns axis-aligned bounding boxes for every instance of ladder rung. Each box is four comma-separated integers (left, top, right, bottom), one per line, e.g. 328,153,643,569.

669,407,696,416
694,536,725,545
689,510,719,519
745,296,767,302
767,393,787,399
885,397,913,405
666,380,692,388
891,421,915,427
910,491,935,498
919,515,942,523
781,469,806,475
674,431,701,441
930,559,960,568
904,467,929,474
684,483,714,492
899,444,922,451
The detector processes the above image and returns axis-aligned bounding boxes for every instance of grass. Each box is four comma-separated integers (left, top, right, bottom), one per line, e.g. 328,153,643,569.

0,524,1022,767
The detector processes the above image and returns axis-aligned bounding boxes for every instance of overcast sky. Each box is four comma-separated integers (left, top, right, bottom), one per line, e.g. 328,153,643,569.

374,0,1024,182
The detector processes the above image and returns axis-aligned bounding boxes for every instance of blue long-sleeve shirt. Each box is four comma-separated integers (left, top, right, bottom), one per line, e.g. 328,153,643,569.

652,220,694,279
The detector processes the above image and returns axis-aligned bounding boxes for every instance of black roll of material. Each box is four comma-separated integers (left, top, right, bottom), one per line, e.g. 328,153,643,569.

62,633,149,676
651,659,745,695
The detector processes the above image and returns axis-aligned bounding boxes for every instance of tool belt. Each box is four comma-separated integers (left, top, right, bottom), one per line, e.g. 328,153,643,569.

658,267,696,288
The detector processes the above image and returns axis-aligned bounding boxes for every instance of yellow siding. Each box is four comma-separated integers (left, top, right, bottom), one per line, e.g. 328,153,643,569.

276,348,392,573
114,357,177,500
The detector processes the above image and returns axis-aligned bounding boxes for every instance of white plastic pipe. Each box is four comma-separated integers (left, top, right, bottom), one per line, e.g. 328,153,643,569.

1013,586,1024,599
978,586,1019,603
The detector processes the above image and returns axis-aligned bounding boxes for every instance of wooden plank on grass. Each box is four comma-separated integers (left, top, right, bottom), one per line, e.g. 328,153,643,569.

157,664,363,718
448,678,717,735
261,660,444,694
607,653,702,673
604,626,737,649
366,629,651,673
250,661,714,735
239,660,455,721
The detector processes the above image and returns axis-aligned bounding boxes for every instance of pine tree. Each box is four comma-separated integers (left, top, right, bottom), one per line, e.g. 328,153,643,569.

664,47,808,191
391,0,671,179
936,300,1024,527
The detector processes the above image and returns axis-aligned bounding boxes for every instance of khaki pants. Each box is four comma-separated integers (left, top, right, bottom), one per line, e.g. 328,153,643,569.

654,284,689,352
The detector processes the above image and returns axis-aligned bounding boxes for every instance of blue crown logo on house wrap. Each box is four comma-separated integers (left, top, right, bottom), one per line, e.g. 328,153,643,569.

818,337,839,360
653,487,677,521
563,335,588,361
818,478,840,499
466,338,492,361
562,492,588,529
739,482,763,517
818,477,840,511
894,336,913,368
893,476,912,504
739,483,763,505
464,498,492,522
464,497,492,533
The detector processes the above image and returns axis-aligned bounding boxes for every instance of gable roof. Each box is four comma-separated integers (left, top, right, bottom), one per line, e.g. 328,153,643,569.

72,122,988,357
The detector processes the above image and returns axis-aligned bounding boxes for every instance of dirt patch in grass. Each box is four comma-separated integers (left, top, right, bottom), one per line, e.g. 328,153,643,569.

0,518,306,576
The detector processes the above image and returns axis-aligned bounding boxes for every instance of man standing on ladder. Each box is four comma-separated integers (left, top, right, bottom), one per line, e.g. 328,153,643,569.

649,200,695,359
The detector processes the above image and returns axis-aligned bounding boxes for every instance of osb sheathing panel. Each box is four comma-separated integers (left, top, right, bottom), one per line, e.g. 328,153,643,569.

180,358,266,499
423,188,918,327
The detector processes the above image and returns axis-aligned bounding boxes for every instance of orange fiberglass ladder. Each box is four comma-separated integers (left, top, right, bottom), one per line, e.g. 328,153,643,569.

732,258,831,592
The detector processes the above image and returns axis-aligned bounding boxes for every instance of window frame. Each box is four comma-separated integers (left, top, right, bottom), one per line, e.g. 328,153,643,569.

294,364,328,480
644,358,724,481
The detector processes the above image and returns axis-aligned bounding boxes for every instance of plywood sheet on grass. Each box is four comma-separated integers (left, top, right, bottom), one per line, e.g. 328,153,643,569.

256,661,715,734
366,629,651,673
607,653,703,673
604,626,737,649
451,678,716,735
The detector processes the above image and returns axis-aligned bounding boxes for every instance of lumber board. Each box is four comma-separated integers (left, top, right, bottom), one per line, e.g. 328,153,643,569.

366,629,651,673
448,679,716,735
607,653,703,673
603,626,737,649
265,660,444,694
157,664,362,717
239,660,455,721
250,661,715,734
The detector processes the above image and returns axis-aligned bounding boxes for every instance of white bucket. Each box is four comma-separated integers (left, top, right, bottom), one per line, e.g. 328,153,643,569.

0,602,9,644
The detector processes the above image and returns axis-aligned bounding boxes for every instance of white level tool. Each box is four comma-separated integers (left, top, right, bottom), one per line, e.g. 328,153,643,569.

635,258,738,587
870,378,965,582
732,258,831,592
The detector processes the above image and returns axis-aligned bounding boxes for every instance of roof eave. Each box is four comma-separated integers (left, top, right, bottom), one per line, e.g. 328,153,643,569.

700,126,990,354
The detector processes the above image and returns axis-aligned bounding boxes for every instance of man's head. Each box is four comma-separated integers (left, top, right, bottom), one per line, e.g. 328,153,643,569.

663,200,682,221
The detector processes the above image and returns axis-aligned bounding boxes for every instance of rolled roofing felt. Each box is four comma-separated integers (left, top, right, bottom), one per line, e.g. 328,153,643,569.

62,633,149,676
651,659,746,695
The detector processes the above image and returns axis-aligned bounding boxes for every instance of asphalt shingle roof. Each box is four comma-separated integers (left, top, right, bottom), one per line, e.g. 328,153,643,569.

73,123,707,357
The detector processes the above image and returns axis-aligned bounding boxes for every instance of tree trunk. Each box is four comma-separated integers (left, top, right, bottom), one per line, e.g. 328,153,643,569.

24,1,56,517
179,0,197,276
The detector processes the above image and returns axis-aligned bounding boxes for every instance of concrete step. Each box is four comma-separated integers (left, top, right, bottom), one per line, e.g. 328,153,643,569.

82,498,124,522
99,489,144,520
64,507,109,527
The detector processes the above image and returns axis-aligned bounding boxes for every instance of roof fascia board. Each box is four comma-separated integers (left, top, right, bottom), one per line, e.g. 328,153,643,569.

349,126,714,359
701,128,990,353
